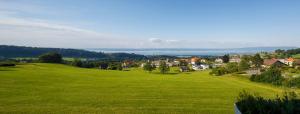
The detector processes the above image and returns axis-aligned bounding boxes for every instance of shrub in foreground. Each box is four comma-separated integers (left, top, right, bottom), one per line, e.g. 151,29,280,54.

0,63,16,67
236,90,300,114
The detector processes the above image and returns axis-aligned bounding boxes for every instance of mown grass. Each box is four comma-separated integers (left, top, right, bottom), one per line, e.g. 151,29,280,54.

293,54,300,59
0,63,296,114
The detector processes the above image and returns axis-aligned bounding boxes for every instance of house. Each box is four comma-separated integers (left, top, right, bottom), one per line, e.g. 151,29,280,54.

190,57,200,65
215,58,223,63
192,64,209,70
152,60,174,67
179,66,189,72
263,59,287,68
285,58,295,67
122,60,133,68
152,60,161,67
170,61,180,66
229,56,241,63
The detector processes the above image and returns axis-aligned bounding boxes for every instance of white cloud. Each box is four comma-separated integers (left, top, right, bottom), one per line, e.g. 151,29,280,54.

0,17,140,48
149,38,163,43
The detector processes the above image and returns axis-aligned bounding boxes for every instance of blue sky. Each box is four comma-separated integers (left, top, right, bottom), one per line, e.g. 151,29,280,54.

0,0,300,48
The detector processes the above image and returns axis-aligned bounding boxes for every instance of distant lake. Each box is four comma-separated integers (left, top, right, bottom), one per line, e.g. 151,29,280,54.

86,47,296,57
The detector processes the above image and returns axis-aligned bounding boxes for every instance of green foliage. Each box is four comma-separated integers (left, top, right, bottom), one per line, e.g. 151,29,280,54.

222,54,230,63
159,61,170,74
285,77,300,88
108,62,123,70
38,52,62,63
226,62,239,73
71,59,83,67
250,67,284,85
239,59,250,71
236,90,300,114
239,55,251,71
252,54,263,68
143,61,155,72
210,63,239,76
210,67,227,76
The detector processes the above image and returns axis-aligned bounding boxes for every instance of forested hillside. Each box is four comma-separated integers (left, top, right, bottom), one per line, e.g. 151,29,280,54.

0,45,146,60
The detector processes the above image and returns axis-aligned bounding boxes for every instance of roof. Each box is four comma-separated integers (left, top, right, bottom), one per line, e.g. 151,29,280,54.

191,57,200,62
263,59,279,66
286,57,295,62
295,59,300,65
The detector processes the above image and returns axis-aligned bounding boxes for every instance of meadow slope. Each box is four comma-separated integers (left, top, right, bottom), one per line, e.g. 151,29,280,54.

0,63,292,114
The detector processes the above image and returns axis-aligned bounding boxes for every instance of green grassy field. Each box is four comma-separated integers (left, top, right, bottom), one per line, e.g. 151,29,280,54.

0,63,295,114
293,54,300,59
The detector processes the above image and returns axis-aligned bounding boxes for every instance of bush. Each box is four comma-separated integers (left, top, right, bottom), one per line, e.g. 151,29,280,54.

236,90,300,114
250,67,284,85
0,63,16,67
210,67,227,76
285,77,300,88
108,62,122,70
71,59,83,67
226,62,239,73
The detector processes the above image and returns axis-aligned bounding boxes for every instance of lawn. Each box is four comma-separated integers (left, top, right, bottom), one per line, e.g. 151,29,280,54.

293,54,300,59
0,63,295,114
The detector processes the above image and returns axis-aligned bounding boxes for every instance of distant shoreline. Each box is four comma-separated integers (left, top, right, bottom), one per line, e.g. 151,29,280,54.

86,47,296,56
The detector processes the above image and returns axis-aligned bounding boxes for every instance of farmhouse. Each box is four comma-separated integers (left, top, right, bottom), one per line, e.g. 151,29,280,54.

190,57,200,65
215,58,223,63
152,60,175,67
263,59,287,68
284,58,295,67
229,56,241,63
192,64,209,70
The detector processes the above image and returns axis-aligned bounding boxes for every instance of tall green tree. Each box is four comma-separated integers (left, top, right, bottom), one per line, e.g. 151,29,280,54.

143,61,155,72
239,59,250,71
252,54,263,68
159,61,170,74
239,55,251,71
39,52,62,63
222,54,230,63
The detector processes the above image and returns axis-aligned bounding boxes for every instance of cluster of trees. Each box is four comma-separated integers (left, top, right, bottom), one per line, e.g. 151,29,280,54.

210,54,263,76
268,48,300,59
236,90,300,114
143,61,156,72
143,61,170,74
37,52,128,70
39,52,63,63
71,59,99,68
0,61,16,67
250,67,284,85
276,48,300,56
71,59,125,70
159,61,170,74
